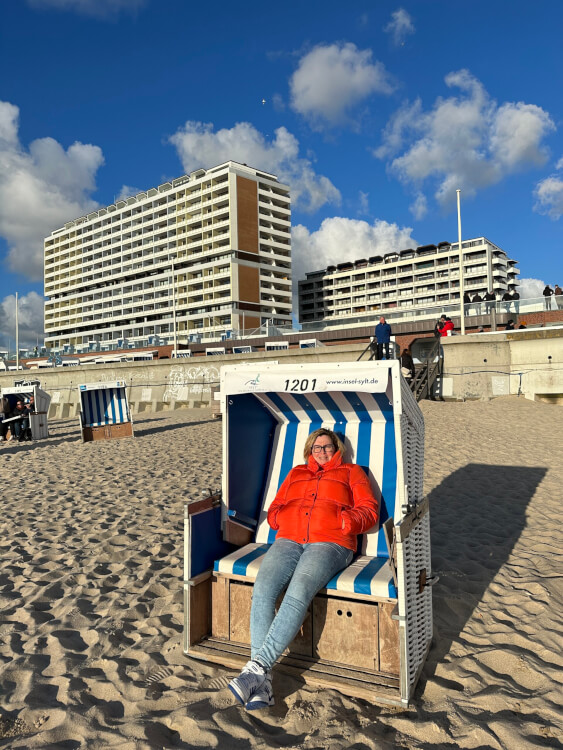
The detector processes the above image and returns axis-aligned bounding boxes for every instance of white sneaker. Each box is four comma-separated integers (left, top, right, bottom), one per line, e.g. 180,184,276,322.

228,660,266,705
246,671,274,710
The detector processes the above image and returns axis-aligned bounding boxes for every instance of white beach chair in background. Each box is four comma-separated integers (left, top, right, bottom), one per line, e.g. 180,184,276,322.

183,361,432,707
1,384,51,440
77,380,134,442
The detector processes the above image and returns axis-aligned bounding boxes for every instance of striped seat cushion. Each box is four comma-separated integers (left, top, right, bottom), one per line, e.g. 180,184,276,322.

213,543,398,600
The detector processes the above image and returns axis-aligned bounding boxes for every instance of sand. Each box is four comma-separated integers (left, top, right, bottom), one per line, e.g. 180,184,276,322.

0,397,562,749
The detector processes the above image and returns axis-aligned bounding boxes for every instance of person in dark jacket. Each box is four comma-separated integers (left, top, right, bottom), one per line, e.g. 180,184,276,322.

433,319,443,338
374,316,392,360
543,285,554,310
484,290,495,314
505,319,515,330
11,400,30,442
472,293,483,315
555,284,563,310
502,290,512,313
400,348,415,381
511,290,520,314
228,428,378,711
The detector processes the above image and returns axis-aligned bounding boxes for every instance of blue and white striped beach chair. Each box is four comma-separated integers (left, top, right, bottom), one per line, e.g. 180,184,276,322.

78,381,134,442
184,361,432,707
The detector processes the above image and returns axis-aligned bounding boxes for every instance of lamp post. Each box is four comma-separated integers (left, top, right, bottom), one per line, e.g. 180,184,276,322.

456,189,465,335
171,261,178,357
15,292,19,371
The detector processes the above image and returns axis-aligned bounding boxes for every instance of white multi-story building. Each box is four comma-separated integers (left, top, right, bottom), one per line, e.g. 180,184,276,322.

44,162,292,351
298,237,519,324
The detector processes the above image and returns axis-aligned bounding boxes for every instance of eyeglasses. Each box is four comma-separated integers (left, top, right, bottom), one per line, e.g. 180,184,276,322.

312,444,335,454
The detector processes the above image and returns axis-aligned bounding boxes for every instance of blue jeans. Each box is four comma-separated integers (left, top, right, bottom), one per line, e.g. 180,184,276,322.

250,538,353,670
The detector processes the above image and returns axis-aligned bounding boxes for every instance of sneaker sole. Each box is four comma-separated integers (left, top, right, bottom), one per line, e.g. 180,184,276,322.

246,697,275,711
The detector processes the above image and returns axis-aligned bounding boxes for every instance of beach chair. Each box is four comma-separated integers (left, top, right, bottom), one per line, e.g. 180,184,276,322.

0,384,51,440
78,380,134,442
183,361,432,707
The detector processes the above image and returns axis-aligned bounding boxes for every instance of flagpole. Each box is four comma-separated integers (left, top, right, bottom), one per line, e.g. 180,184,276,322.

456,190,465,335
15,292,19,371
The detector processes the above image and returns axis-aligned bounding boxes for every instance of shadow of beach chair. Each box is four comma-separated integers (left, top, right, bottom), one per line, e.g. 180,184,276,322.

77,380,134,442
184,361,432,707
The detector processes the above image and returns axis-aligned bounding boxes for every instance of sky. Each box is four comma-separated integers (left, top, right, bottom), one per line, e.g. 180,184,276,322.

1,0,562,347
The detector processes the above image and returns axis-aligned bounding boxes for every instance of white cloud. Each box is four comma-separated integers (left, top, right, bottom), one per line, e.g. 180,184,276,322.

518,278,547,299
169,121,340,212
556,156,563,170
291,216,417,292
409,192,427,220
0,101,104,280
26,0,146,18
358,191,369,215
533,175,563,219
117,184,142,201
384,8,415,46
375,70,555,209
289,43,394,128
0,291,44,349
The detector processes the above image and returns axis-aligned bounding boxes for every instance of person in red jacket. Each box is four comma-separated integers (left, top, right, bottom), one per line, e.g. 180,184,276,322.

440,315,454,336
229,428,379,710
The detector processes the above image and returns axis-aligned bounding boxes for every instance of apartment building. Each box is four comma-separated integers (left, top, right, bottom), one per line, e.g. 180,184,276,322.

298,238,519,324
44,162,292,351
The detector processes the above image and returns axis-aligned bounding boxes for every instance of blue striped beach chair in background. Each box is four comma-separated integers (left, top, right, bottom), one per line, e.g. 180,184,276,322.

78,381,134,442
184,361,432,707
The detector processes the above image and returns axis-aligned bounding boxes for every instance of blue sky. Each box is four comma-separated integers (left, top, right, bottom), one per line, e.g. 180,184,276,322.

1,0,562,347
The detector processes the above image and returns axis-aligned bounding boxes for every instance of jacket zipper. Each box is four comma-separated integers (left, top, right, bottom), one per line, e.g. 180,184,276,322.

305,472,322,543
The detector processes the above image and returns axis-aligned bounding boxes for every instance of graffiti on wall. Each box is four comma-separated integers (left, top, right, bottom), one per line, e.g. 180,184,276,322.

163,364,220,402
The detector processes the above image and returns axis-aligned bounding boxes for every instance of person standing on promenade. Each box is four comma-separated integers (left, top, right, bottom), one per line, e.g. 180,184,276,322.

472,293,483,315
502,290,512,313
374,316,392,360
543,285,554,310
434,319,444,338
440,315,454,336
484,290,495,315
554,284,563,310
511,289,520,315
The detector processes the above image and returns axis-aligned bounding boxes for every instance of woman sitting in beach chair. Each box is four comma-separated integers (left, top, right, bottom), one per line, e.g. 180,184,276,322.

228,428,379,710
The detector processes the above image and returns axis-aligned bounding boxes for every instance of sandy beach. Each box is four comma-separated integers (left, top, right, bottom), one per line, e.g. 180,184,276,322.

1,396,562,749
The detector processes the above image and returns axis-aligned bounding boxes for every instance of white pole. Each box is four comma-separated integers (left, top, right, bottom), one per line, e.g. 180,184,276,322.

456,189,465,335
15,292,19,371
171,261,178,357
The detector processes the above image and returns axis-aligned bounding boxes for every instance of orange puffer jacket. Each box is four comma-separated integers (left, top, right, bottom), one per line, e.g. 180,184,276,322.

267,451,379,551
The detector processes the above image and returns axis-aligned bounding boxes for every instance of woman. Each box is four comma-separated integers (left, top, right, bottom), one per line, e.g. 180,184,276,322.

400,348,415,381
229,428,379,710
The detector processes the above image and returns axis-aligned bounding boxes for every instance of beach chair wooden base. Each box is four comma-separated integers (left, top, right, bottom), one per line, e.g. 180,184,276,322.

185,572,404,704
81,422,134,442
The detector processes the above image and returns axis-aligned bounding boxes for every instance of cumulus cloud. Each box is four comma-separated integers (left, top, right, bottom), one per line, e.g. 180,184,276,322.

0,101,104,280
169,121,340,212
289,43,394,128
374,70,555,210
534,156,563,219
26,0,146,18
409,192,427,220
291,216,417,292
518,278,547,300
384,8,415,46
0,291,44,349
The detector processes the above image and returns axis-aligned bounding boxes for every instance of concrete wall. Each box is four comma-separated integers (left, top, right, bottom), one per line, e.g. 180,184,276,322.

0,344,365,420
439,327,563,403
3,329,561,419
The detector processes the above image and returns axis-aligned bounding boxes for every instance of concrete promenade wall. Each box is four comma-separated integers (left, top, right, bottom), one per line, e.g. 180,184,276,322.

0,344,366,420
2,329,562,420
440,327,563,403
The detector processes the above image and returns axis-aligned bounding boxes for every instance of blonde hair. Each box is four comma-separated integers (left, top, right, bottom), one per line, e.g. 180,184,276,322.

303,428,346,462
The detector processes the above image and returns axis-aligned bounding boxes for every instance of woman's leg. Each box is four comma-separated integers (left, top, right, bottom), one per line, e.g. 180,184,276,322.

252,542,353,671
250,538,303,662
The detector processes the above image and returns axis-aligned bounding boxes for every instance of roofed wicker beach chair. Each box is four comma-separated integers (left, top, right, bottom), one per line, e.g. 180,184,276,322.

77,380,134,442
184,361,433,707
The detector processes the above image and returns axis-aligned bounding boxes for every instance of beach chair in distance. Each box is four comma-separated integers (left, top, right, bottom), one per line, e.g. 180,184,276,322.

78,381,134,442
183,361,432,707
1,384,51,440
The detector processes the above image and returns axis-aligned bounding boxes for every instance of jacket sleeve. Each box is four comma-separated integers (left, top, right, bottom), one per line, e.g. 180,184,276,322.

267,469,295,530
341,465,379,535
